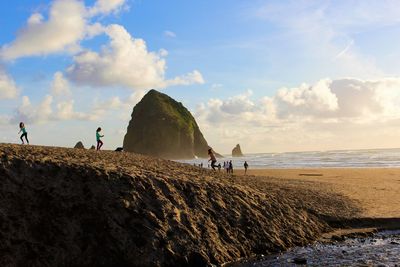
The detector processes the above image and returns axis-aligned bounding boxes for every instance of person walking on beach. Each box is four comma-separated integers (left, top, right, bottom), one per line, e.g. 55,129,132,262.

208,148,218,170
96,127,104,151
244,161,249,175
229,160,233,174
18,122,29,144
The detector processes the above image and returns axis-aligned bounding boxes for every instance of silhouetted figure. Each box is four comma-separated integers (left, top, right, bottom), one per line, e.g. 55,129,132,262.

96,127,104,151
18,122,29,144
208,148,218,170
244,161,249,175
218,163,221,172
229,160,233,174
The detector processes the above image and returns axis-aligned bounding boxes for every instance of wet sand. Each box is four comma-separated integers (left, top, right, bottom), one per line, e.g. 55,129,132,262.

236,168,400,218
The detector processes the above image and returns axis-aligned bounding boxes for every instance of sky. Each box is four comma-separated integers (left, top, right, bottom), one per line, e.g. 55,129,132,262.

1,0,400,154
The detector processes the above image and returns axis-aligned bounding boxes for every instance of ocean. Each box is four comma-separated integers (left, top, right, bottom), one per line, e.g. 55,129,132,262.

177,148,400,169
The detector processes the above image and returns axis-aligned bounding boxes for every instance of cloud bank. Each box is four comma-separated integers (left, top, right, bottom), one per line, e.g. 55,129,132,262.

196,77,400,152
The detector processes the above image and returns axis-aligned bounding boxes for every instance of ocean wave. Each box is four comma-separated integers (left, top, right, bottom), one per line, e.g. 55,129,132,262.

177,148,400,169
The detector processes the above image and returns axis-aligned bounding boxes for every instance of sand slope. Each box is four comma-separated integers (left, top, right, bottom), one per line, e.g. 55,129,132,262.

0,144,359,266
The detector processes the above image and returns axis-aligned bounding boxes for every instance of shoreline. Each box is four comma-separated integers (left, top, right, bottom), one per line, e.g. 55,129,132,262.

226,228,400,266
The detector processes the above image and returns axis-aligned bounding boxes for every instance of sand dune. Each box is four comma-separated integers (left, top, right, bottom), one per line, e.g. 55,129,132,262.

0,144,367,266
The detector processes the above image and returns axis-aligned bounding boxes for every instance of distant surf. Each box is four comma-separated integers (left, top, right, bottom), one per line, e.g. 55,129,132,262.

177,148,400,169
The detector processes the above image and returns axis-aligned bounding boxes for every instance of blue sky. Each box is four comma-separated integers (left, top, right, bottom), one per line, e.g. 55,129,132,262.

1,0,400,153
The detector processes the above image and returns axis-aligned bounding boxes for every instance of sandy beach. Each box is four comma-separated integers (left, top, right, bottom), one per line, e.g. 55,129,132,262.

236,168,400,218
1,144,399,266
0,144,335,266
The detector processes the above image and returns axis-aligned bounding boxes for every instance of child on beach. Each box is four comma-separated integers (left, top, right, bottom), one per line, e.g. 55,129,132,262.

208,148,218,170
18,122,29,144
96,127,104,151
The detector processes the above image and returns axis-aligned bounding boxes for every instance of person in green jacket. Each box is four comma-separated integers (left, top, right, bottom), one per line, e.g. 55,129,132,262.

96,127,104,151
18,122,29,144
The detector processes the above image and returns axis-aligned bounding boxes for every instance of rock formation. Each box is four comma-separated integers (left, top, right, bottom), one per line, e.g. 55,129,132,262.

232,144,244,157
123,90,211,159
89,145,95,150
74,141,85,149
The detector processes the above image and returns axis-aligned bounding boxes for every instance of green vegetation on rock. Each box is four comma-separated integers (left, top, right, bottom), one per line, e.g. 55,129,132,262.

123,90,210,159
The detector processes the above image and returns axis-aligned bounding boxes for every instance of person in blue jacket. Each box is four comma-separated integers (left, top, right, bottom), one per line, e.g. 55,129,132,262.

18,122,29,144
96,127,104,150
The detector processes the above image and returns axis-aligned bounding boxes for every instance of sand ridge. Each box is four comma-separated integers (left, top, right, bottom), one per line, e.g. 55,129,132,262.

0,144,364,266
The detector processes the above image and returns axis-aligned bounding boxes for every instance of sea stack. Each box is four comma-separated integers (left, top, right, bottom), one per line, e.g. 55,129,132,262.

123,90,210,159
232,144,244,157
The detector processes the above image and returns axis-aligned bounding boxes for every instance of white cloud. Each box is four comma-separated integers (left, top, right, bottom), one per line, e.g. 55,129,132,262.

56,100,95,120
50,72,71,97
275,79,338,118
11,94,97,124
0,0,126,60
220,90,255,114
67,24,204,90
1,0,87,60
164,70,205,87
86,22,106,38
92,90,147,120
196,90,273,128
164,30,177,38
0,70,19,99
27,13,44,25
88,0,127,16
207,78,400,122
12,95,53,124
196,77,400,152
7,68,146,125
7,70,104,124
